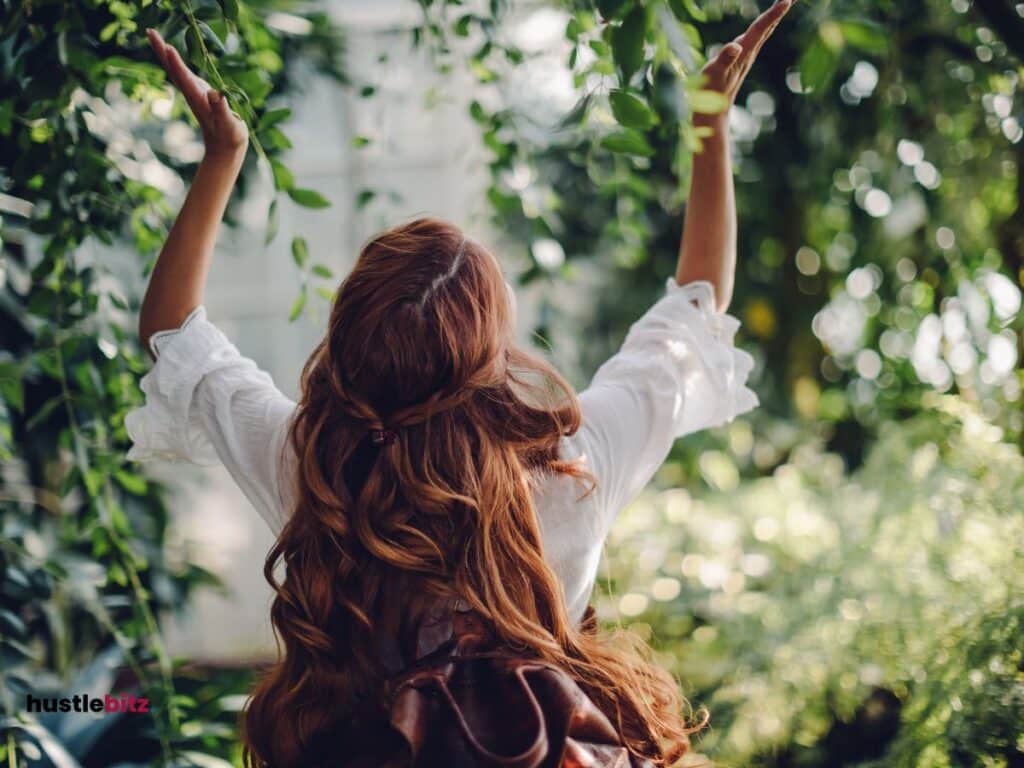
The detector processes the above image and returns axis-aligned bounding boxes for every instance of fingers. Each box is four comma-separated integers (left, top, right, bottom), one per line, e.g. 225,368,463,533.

702,0,795,98
146,28,171,76
718,42,744,70
738,0,794,54
722,0,794,83
207,90,234,129
165,44,210,111
146,27,164,56
146,28,210,115
704,41,744,81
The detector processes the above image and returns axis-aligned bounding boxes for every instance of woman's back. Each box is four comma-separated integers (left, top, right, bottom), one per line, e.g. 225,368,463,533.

127,219,756,766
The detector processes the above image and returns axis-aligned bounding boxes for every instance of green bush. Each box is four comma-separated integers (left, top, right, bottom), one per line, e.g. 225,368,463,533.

601,396,1023,764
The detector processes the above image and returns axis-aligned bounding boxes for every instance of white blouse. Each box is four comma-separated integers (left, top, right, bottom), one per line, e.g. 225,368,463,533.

125,278,758,624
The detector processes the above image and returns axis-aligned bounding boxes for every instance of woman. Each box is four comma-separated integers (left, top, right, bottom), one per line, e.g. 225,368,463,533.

130,3,791,766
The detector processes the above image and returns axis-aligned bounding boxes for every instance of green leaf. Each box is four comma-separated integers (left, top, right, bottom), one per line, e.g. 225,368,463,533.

220,0,240,21
197,21,226,54
351,135,371,148
487,187,523,217
682,0,707,23
454,14,474,37
113,469,148,496
107,563,128,587
0,363,24,412
248,49,284,74
818,20,847,53
270,159,294,191
185,26,203,61
609,89,658,130
611,7,648,85
291,237,309,268
799,37,840,94
288,187,331,209
566,18,582,42
356,189,377,209
312,264,333,279
839,20,889,55
258,107,292,131
261,126,292,150
110,502,131,538
557,93,592,129
100,21,120,43
288,290,307,322
689,89,730,115
265,198,279,245
600,129,654,156
83,468,103,498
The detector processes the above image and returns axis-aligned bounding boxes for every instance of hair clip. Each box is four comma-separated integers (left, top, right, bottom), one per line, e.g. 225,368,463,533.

370,428,397,446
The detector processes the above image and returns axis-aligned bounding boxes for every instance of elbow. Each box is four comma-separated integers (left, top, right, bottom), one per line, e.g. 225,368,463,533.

138,319,155,359
138,304,201,359
708,278,733,314
675,267,734,313
138,304,161,359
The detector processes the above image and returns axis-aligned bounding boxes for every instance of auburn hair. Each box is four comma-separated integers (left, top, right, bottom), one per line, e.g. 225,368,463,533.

241,217,703,766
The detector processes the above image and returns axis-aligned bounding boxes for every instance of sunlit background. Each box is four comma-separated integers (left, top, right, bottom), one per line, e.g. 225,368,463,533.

1,0,1022,766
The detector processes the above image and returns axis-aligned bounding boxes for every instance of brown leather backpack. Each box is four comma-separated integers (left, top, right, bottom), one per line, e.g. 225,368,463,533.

321,594,653,767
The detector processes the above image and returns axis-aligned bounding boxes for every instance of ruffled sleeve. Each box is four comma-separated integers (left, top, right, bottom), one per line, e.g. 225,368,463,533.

124,306,297,534
564,279,759,535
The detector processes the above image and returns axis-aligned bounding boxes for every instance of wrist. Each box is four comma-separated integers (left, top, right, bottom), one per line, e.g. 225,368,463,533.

693,111,730,135
202,144,247,169
692,114,730,152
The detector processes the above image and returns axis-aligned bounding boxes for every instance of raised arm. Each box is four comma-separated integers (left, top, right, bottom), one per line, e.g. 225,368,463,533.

138,29,249,355
676,0,795,312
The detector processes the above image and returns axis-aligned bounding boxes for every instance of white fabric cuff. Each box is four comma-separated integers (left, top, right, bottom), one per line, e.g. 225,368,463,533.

661,278,759,432
125,306,234,465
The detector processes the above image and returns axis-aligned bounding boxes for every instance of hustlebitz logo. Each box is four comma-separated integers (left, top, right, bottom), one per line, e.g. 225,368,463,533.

25,693,150,714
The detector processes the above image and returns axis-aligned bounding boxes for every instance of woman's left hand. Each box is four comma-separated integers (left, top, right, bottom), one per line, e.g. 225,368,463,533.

700,0,796,114
147,28,248,161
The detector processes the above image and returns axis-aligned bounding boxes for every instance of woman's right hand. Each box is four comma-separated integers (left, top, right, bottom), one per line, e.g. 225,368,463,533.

698,0,795,124
146,28,248,161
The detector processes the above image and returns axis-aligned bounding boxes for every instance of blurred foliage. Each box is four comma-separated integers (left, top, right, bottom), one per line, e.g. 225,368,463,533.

0,1,342,766
422,0,1024,765
601,395,1024,765
421,0,1022,456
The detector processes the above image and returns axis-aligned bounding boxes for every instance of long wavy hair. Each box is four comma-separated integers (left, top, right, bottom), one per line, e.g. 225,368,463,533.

241,218,702,767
